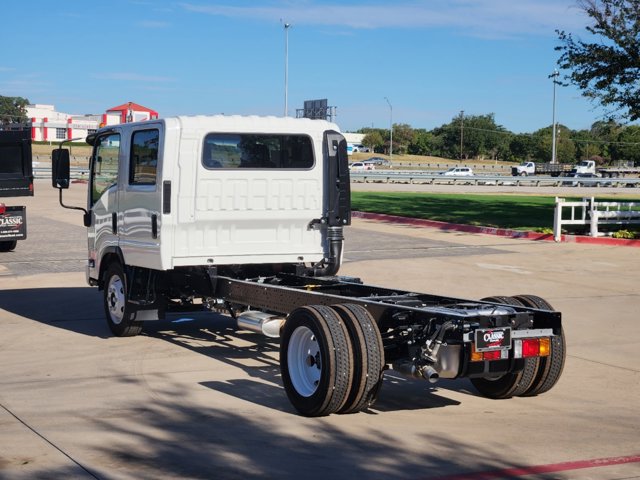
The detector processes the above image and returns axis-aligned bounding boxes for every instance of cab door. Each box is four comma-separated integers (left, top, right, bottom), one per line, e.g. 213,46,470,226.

87,131,121,281
119,126,162,269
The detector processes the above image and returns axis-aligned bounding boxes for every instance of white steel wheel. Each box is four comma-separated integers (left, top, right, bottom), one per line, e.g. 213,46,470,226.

106,275,126,325
280,305,353,417
103,262,143,337
287,326,322,397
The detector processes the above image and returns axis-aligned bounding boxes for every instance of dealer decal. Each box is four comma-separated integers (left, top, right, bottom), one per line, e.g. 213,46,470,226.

475,327,511,352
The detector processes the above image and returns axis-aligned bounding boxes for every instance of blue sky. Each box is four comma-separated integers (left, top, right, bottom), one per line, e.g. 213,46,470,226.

0,0,604,133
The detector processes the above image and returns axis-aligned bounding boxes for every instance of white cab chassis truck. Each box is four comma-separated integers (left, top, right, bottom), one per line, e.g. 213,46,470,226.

53,115,565,417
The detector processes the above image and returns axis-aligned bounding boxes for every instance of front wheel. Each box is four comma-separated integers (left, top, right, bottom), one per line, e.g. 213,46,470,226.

0,241,17,252
280,305,353,417
103,262,143,337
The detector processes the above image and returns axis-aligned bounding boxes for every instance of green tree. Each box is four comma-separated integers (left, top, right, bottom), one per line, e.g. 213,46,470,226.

556,0,640,121
0,95,30,124
408,129,438,155
610,125,640,162
532,125,577,163
435,113,510,160
508,134,535,162
362,130,384,152
390,123,415,155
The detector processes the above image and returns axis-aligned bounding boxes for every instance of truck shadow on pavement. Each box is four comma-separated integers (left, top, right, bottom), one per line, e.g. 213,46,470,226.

0,286,465,414
0,286,109,337
145,315,463,415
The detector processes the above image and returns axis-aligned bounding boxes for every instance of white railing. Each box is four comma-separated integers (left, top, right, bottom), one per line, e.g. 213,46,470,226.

553,197,640,241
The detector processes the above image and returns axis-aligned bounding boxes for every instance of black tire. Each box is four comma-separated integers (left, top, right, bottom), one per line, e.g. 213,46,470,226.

0,241,17,252
280,305,353,417
103,262,143,337
512,295,566,396
331,304,385,414
470,296,539,399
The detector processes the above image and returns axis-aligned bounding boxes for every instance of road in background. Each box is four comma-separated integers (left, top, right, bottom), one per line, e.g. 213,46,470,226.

0,181,639,479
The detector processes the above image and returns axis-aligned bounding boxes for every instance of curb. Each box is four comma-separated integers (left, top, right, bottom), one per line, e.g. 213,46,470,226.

352,211,640,247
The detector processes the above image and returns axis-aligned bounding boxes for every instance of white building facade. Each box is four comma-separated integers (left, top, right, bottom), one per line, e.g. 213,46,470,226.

27,102,159,142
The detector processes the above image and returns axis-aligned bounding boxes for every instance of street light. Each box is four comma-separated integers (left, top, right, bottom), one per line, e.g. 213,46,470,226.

283,22,292,117
384,97,392,161
549,69,560,164
459,110,464,160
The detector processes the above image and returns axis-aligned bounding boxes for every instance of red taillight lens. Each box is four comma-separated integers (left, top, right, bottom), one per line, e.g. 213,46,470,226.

470,344,509,362
483,350,502,360
0,203,5,214
522,339,540,358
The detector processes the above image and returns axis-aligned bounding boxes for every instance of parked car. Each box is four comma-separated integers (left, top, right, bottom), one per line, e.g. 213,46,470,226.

352,144,370,153
349,162,375,171
362,157,391,168
441,167,473,177
561,172,606,187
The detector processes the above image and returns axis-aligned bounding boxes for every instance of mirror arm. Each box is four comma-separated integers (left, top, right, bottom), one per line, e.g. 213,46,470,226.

55,137,90,224
58,187,88,215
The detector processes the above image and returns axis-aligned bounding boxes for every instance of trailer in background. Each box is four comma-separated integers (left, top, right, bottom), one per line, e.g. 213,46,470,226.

0,126,33,252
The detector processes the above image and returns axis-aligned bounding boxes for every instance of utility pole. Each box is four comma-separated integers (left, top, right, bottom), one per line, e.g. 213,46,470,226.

549,69,560,164
384,97,393,161
283,22,291,117
460,110,464,160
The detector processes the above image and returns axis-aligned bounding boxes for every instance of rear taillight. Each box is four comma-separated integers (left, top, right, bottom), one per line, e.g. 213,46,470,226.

471,337,551,362
514,338,551,359
470,344,509,362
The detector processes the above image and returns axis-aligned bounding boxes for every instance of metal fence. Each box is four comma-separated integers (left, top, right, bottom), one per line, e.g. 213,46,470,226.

350,171,640,188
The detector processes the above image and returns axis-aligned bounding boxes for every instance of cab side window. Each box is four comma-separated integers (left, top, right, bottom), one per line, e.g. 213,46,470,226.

130,129,159,185
91,133,120,205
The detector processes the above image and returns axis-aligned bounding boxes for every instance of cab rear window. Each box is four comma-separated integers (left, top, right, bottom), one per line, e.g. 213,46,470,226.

202,133,314,169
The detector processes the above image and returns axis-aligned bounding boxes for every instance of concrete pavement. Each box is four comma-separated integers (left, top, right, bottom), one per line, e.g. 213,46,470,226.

0,181,639,479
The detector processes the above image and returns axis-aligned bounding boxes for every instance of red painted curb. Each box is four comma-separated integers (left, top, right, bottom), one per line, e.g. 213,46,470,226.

353,211,640,247
430,453,640,479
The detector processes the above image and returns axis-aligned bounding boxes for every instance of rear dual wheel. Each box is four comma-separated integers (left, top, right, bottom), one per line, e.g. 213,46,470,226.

471,295,565,399
512,295,566,396
279,304,384,417
470,296,539,399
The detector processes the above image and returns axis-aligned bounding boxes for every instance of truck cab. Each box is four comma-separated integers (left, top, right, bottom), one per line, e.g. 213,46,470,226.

55,115,350,287
571,160,597,175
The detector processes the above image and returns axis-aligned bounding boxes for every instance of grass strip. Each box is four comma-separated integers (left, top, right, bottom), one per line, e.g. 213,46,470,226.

351,192,626,231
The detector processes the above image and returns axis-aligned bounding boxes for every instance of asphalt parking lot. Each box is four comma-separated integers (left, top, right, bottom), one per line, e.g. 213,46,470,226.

1,182,639,479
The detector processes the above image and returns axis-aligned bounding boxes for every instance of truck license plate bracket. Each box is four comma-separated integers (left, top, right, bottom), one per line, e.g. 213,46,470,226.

474,327,511,352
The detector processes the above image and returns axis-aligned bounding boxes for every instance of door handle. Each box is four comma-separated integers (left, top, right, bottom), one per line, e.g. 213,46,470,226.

151,214,158,239
112,212,117,234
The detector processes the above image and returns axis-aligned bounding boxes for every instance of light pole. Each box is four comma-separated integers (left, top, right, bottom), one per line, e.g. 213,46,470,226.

460,110,464,160
283,22,291,117
384,97,392,161
549,69,560,164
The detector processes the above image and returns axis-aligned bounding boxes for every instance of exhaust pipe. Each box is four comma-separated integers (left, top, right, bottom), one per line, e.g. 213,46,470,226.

393,360,440,384
313,226,344,277
236,311,284,338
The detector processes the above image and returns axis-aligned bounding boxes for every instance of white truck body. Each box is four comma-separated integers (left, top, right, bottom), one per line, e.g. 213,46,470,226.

85,115,346,282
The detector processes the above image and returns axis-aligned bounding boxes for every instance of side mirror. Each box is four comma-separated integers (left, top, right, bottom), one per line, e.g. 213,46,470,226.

52,148,70,189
